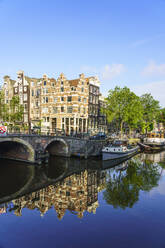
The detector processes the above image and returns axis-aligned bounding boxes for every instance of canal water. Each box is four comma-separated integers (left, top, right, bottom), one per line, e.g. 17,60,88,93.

0,152,165,248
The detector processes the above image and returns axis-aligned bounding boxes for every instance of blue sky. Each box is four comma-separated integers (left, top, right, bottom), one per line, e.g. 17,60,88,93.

0,0,165,106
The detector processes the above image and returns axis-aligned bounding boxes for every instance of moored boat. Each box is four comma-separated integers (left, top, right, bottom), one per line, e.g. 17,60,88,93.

102,140,139,161
139,132,165,152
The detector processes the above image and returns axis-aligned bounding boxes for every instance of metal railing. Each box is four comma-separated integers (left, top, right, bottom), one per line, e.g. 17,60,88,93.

5,128,108,140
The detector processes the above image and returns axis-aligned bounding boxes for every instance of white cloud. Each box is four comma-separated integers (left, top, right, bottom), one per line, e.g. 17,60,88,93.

102,64,126,80
132,80,165,107
81,63,126,80
131,39,150,48
142,60,165,77
131,34,165,48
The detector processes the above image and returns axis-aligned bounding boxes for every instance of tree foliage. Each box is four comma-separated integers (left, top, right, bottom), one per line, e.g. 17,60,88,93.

0,93,24,125
140,93,160,133
156,108,165,129
104,87,143,135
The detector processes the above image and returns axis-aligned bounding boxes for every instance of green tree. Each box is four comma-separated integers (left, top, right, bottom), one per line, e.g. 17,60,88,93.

104,87,143,136
140,93,160,133
0,90,4,120
156,108,165,129
9,96,24,124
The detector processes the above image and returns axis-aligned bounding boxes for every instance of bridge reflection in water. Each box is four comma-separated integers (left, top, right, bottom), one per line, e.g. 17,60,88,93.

0,151,165,219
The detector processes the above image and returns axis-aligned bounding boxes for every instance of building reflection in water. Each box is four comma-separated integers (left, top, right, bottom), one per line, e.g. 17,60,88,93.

1,169,106,219
1,152,164,218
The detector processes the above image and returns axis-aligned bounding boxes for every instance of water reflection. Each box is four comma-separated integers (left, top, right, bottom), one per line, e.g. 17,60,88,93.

0,159,34,199
103,155,163,209
0,152,165,219
1,169,106,219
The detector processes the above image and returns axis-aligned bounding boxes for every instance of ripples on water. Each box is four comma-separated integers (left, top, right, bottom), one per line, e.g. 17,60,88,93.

0,152,165,248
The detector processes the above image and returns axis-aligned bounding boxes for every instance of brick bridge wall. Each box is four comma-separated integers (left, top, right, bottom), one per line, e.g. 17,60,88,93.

0,135,106,163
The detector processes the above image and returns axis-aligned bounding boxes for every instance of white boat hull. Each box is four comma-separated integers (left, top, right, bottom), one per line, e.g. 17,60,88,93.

102,147,139,161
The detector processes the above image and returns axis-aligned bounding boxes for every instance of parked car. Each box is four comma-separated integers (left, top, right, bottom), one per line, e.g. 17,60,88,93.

90,132,107,140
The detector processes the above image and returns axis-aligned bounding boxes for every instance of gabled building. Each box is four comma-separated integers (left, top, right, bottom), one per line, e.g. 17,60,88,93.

2,71,107,134
13,71,30,124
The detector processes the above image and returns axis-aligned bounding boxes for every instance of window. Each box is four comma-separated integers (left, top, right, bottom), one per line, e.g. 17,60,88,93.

78,107,80,113
61,87,64,92
61,81,63,85
14,88,18,93
61,106,64,112
70,118,74,125
43,97,48,103
84,98,87,103
47,117,49,122
24,94,27,101
67,96,72,102
44,81,46,86
32,90,34,96
81,87,84,92
24,114,28,122
84,108,86,114
24,103,27,110
78,96,81,102
43,88,48,94
67,106,72,113
24,86,27,92
53,107,58,114
36,89,40,97
54,97,57,103
61,97,64,101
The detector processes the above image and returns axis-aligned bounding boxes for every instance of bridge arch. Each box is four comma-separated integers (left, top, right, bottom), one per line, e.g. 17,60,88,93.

44,138,69,157
0,138,35,163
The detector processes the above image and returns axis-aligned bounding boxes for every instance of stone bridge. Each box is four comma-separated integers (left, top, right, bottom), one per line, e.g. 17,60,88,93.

0,135,106,164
